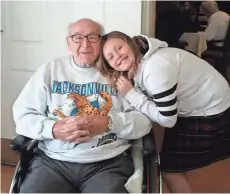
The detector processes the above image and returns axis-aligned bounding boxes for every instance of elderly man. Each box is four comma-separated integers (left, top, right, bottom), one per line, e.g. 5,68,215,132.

13,18,151,193
200,1,230,48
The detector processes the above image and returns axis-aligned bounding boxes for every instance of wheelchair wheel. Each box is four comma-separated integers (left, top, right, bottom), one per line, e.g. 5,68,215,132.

9,161,22,193
143,153,162,194
153,153,162,194
156,154,162,194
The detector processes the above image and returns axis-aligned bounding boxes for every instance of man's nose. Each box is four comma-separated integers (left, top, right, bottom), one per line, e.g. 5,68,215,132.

81,37,91,48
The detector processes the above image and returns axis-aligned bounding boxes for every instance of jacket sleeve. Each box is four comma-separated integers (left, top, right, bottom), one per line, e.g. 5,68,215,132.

108,96,152,140
12,63,56,140
125,57,178,128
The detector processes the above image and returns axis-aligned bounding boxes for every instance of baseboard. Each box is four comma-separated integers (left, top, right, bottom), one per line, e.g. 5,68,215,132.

1,138,19,165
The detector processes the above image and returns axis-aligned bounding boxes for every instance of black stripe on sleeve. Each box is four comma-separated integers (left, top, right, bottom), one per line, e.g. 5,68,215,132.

153,84,177,100
159,109,177,116
153,97,177,107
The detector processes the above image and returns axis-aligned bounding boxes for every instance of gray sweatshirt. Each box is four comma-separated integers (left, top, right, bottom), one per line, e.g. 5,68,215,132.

13,55,151,163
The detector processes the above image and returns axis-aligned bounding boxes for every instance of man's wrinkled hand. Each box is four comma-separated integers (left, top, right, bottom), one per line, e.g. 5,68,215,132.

64,115,110,137
52,116,91,143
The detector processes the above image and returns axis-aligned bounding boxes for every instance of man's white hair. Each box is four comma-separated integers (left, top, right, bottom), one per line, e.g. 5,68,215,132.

67,18,105,35
201,1,219,14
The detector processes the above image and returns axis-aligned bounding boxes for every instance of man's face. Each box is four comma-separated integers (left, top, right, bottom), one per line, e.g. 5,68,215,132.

67,20,101,66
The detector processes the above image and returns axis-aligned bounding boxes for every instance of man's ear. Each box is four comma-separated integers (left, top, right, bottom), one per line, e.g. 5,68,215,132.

66,36,72,51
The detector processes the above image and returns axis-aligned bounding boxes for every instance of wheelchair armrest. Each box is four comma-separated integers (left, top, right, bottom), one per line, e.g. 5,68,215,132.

10,135,39,153
142,130,156,157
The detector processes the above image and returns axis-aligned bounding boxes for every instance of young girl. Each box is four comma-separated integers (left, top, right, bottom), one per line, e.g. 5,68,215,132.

97,31,230,192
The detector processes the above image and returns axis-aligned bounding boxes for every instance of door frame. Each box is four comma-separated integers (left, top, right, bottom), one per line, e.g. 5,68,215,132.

141,1,156,37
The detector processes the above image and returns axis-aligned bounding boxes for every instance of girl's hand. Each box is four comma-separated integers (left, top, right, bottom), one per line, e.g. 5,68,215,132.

116,76,133,96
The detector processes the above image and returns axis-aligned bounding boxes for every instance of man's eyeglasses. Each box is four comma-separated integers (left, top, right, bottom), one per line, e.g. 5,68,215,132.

69,34,101,43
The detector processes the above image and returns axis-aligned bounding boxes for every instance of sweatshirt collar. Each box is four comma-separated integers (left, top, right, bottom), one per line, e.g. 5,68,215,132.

70,56,97,73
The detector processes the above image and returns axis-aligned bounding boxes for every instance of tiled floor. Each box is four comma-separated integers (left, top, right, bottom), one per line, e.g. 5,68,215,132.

1,158,230,193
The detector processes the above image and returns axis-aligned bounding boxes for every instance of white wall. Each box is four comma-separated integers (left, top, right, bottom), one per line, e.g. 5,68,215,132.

1,1,142,139
104,1,142,36
71,1,142,36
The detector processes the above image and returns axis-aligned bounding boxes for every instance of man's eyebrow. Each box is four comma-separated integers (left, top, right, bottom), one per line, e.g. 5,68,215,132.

71,31,100,35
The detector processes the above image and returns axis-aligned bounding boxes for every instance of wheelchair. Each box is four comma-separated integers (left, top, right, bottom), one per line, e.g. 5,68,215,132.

9,130,162,193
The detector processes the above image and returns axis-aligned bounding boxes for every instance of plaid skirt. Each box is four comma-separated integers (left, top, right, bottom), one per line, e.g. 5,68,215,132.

161,107,230,172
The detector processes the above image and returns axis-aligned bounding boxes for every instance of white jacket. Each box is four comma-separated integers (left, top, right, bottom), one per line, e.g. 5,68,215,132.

125,36,230,128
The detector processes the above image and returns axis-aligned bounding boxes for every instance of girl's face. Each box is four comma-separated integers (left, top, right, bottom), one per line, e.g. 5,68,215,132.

102,38,134,72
